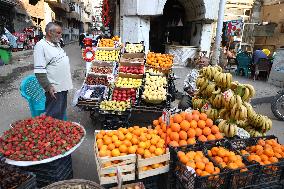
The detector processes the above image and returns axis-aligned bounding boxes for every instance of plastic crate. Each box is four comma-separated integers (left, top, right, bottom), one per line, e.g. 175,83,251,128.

138,174,159,189
16,172,37,189
20,155,73,188
36,168,73,188
204,139,259,189
229,135,284,186
171,144,229,189
251,183,284,189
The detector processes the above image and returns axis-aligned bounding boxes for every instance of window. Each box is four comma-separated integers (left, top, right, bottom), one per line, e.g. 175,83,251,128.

29,0,39,5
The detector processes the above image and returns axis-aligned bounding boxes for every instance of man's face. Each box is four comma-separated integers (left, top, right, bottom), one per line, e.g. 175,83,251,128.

49,26,62,43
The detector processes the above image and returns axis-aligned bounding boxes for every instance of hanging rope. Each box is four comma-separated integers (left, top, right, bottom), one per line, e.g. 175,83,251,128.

102,0,111,27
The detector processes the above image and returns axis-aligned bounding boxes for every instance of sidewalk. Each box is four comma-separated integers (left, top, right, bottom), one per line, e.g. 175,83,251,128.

0,41,78,83
172,67,280,105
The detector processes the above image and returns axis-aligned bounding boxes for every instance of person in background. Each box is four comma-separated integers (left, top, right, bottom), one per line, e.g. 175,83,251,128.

252,48,268,64
34,22,73,120
59,37,65,48
178,57,209,110
79,33,85,49
226,48,236,66
38,28,43,40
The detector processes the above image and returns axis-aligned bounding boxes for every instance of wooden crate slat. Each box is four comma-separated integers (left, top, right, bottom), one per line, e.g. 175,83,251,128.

138,164,169,179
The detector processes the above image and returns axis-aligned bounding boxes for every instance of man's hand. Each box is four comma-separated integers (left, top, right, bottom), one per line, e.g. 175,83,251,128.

48,86,57,99
186,89,195,96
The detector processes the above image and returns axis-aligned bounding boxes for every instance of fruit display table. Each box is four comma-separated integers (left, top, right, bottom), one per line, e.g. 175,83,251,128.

77,38,175,130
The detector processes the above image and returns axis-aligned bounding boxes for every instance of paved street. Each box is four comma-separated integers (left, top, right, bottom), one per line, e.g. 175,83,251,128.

0,43,283,183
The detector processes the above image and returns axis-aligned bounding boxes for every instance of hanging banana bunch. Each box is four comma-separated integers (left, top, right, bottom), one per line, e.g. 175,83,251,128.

248,113,272,133
219,108,231,120
230,103,248,121
205,108,219,121
211,93,224,109
199,65,222,80
234,84,256,102
245,127,266,137
214,72,232,89
218,120,238,138
236,119,249,129
192,98,207,110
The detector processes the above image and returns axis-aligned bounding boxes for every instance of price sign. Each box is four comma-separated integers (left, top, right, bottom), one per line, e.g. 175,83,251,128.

116,166,123,189
162,109,171,127
201,102,210,112
223,89,233,102
107,75,115,83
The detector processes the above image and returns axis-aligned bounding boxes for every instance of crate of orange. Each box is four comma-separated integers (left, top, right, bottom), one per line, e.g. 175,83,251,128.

205,140,259,189
94,130,136,185
172,143,229,189
137,147,170,179
94,126,168,184
97,37,121,50
230,135,284,186
146,52,174,72
152,110,224,149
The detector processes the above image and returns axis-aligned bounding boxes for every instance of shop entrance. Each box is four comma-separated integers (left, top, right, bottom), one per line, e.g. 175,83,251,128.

149,0,186,53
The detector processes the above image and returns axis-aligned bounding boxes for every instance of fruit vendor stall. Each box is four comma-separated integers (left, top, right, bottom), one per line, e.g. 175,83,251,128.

0,58,284,189
77,37,176,129
78,55,283,188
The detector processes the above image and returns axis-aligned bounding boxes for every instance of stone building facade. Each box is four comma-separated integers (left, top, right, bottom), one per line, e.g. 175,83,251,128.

114,0,220,54
9,0,91,42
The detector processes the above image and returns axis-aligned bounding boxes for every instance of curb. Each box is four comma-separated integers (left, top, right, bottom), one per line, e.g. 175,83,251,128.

251,96,274,105
11,50,33,60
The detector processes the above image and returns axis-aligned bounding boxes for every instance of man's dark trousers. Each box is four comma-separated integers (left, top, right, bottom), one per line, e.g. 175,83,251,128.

45,91,68,120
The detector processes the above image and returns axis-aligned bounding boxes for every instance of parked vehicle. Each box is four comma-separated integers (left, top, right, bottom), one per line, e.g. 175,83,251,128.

271,90,284,121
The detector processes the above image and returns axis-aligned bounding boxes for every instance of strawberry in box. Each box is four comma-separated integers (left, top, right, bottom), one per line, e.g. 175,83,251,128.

112,88,136,104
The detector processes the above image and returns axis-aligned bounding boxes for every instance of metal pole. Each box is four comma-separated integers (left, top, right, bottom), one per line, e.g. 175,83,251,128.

212,0,226,65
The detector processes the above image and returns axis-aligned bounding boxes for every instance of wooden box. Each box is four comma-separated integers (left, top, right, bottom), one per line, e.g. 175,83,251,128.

137,148,170,179
94,131,136,185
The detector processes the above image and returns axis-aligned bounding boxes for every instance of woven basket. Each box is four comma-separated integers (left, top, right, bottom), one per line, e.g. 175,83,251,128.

42,179,105,189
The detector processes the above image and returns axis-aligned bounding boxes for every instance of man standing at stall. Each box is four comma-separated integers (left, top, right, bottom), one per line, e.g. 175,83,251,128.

33,22,73,120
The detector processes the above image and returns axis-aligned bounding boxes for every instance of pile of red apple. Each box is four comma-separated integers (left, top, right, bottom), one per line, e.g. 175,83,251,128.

112,88,136,104
119,65,144,75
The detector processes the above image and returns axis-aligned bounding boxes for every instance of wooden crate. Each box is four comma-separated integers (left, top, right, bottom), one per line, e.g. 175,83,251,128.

94,131,136,185
137,148,170,179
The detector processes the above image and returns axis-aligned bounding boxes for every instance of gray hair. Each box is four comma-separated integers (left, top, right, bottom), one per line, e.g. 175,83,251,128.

45,22,60,33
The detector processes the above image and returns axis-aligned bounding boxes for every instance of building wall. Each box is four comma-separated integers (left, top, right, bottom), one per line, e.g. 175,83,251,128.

13,0,46,32
255,3,284,49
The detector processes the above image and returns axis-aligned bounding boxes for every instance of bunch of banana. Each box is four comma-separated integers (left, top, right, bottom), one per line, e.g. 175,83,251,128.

205,108,219,120
234,84,256,102
196,77,207,88
243,102,255,119
219,109,231,120
214,72,232,89
197,78,209,93
211,94,224,109
248,113,272,133
230,103,248,120
245,127,265,137
192,98,207,110
218,120,238,138
199,66,222,80
230,81,240,90
224,94,242,110
203,82,217,97
236,119,249,129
